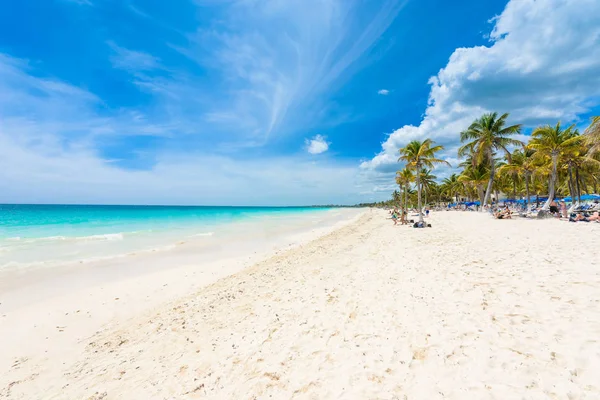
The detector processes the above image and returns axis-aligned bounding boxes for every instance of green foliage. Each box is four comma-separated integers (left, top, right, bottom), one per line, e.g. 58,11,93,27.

378,113,600,208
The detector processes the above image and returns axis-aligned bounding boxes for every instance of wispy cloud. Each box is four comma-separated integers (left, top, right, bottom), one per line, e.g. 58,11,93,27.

0,53,368,205
62,0,93,5
108,42,161,72
175,0,408,142
377,89,390,95
305,135,330,155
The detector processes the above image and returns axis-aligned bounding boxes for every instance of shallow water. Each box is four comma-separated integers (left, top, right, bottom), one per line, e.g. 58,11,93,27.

0,204,333,269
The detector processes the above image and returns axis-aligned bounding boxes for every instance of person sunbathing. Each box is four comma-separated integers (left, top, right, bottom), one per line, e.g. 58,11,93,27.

588,212,600,222
494,207,512,219
569,213,591,222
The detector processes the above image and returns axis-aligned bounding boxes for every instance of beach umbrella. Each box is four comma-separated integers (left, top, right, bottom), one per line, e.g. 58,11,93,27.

580,194,600,201
562,194,599,202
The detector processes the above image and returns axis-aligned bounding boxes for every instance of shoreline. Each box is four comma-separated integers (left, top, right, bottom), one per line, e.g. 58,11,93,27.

2,209,599,399
0,206,341,272
0,208,365,387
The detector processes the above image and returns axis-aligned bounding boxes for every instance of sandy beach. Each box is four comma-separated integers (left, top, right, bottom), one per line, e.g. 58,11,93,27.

2,209,600,399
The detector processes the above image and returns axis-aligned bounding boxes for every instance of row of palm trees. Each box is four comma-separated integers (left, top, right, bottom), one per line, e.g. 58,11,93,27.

393,113,600,220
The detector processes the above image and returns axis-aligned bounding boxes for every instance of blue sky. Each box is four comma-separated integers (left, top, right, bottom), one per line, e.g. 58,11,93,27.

1,0,599,205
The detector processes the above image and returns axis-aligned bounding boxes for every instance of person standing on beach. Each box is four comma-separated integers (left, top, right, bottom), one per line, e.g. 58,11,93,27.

560,201,568,219
549,199,559,215
391,208,399,225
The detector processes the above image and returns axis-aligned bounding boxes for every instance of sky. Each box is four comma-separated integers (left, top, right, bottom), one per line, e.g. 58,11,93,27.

1,0,599,206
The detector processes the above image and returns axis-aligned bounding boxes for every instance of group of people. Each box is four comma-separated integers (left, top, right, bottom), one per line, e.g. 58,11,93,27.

548,200,600,222
390,208,408,225
493,205,512,219
491,199,600,223
569,211,600,222
389,207,430,226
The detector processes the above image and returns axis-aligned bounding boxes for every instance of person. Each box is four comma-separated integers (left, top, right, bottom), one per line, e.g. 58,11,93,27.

413,221,431,228
549,199,559,215
560,201,568,218
425,208,430,218
494,206,512,219
401,209,409,225
391,208,399,225
569,213,595,222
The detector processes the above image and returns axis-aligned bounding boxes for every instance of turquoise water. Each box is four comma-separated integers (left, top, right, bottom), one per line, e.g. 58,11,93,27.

0,204,329,239
0,204,331,269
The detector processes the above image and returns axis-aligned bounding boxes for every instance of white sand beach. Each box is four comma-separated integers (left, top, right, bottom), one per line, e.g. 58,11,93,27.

1,210,600,399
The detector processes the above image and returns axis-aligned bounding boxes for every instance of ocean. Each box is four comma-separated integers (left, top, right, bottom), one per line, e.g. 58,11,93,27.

0,204,332,270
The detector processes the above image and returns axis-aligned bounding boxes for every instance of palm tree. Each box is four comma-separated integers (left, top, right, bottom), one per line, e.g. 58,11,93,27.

396,167,415,215
498,148,537,210
529,122,581,209
458,165,489,206
441,173,461,203
391,190,401,207
458,112,523,210
399,139,449,223
584,116,600,156
419,168,437,207
559,134,588,203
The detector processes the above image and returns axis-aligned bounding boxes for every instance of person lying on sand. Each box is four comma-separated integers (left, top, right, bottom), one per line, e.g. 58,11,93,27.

569,213,596,222
494,207,512,219
413,221,432,228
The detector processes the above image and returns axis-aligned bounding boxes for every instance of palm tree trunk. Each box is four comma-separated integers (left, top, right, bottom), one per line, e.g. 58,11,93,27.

543,153,559,210
399,186,404,210
525,173,531,211
568,164,576,201
482,157,495,211
404,185,408,215
512,175,517,200
416,163,424,223
575,167,582,203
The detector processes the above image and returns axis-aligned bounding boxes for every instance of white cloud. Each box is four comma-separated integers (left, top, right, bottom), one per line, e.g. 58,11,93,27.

305,135,330,155
361,0,600,180
378,89,390,95
0,132,362,206
62,0,93,5
0,54,368,206
108,42,161,72
178,0,408,141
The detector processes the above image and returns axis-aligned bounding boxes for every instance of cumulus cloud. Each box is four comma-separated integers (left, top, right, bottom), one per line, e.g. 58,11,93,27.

305,135,330,155
377,89,390,95
361,0,600,178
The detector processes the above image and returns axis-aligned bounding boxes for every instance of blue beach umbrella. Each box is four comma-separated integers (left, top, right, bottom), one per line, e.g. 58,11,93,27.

562,194,600,202
581,194,600,201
